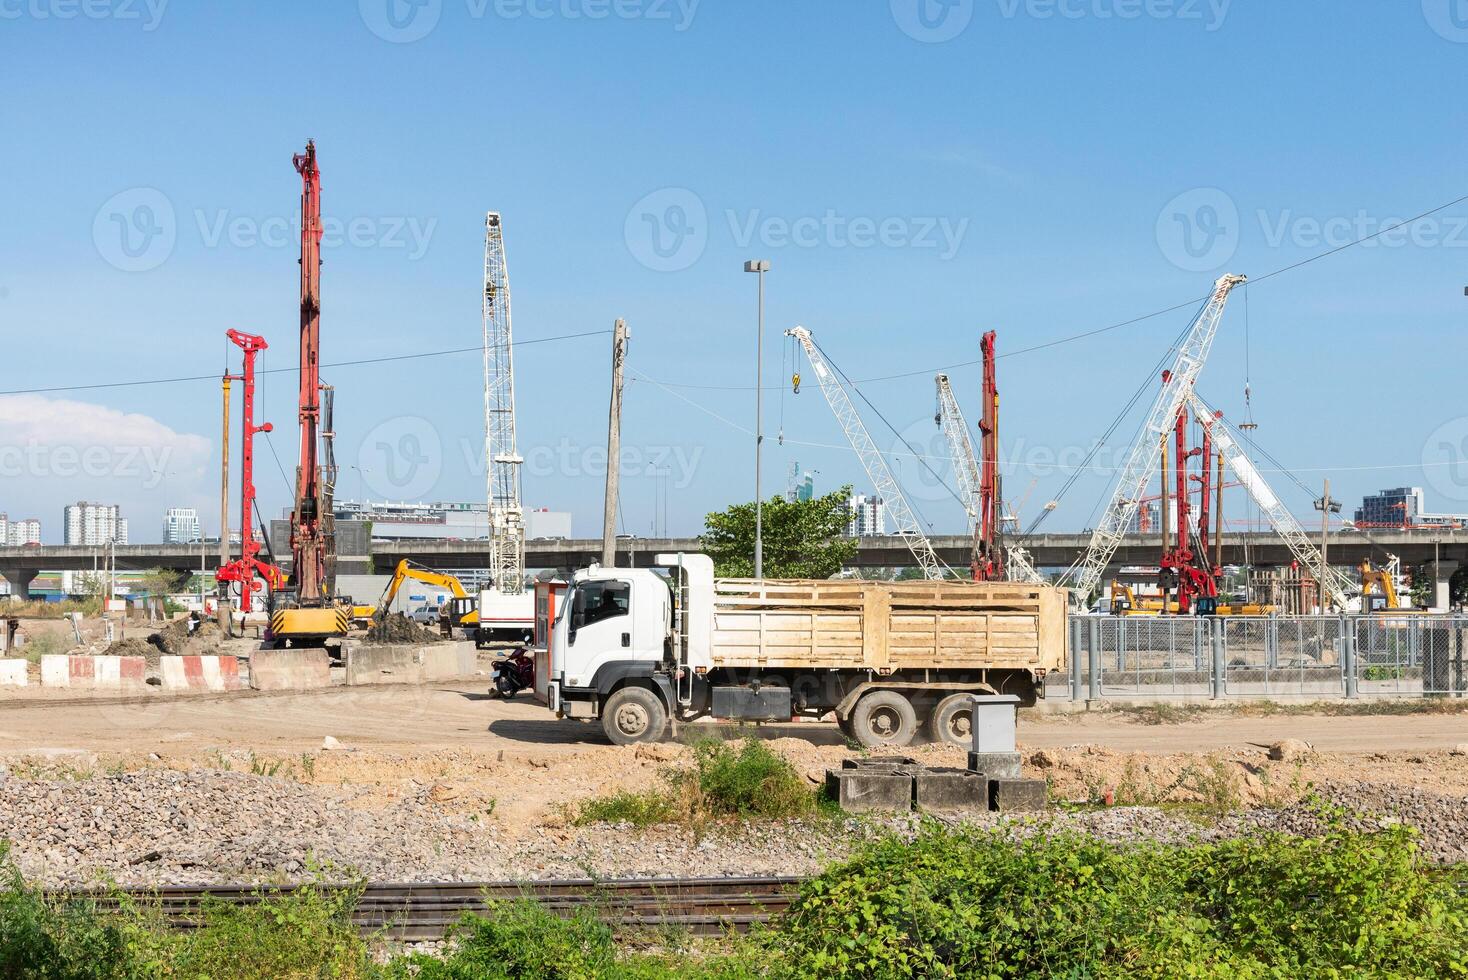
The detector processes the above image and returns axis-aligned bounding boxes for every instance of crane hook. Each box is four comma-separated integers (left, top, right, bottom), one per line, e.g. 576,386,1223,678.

792,372,801,394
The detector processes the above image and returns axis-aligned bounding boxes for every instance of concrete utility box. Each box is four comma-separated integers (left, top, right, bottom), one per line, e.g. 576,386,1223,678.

905,766,989,811
969,694,1022,780
824,769,913,812
990,778,1047,813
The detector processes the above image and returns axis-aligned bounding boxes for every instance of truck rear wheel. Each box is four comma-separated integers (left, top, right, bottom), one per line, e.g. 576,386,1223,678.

850,690,918,749
601,687,667,745
927,693,974,748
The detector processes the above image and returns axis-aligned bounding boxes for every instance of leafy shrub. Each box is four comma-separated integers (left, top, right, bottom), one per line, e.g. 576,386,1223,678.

576,738,815,828
773,822,1468,978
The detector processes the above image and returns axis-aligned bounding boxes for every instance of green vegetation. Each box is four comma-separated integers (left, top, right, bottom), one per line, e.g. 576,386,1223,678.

701,486,858,579
4,822,1467,978
0,599,100,620
1102,697,1468,724
575,737,816,828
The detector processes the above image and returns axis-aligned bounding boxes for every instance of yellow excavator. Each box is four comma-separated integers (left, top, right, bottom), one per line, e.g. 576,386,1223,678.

369,560,481,638
1358,557,1425,613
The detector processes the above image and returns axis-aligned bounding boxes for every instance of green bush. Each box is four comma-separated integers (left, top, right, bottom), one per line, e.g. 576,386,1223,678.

773,822,1468,978
575,738,815,828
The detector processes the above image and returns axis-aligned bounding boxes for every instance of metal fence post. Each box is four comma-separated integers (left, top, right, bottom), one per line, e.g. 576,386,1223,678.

1069,616,1082,702
1210,618,1225,699
1342,613,1358,699
1088,618,1102,702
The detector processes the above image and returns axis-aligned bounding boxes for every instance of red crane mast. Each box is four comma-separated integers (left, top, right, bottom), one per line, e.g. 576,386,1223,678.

216,330,282,607
289,140,328,602
971,331,1002,580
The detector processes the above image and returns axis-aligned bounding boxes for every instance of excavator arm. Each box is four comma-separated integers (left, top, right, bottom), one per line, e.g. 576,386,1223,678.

372,560,471,624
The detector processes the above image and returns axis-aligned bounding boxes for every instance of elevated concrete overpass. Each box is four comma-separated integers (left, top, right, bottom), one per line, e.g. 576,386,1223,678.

3,530,1461,599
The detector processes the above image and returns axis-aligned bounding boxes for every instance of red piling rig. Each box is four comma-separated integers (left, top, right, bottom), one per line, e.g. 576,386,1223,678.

1158,399,1221,614
288,140,328,602
216,330,283,606
973,330,1002,581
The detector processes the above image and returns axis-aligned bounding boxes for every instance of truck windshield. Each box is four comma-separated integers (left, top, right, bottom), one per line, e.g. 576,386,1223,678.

571,580,630,630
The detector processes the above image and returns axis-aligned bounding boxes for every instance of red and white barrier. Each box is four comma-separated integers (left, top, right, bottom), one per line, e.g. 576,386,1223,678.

159,655,243,692
40,655,146,689
0,659,27,687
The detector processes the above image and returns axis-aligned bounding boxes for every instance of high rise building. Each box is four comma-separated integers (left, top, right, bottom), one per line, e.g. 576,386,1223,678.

1355,487,1468,529
163,507,202,544
0,514,41,546
64,502,128,546
846,494,888,536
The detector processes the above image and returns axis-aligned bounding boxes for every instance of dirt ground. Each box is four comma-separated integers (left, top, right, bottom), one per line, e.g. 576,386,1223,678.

3,685,1468,835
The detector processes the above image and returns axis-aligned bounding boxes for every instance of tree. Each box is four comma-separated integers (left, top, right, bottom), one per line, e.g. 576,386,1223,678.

137,567,184,598
701,486,859,579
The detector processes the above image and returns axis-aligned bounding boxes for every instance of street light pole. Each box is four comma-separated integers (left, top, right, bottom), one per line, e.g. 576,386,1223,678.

745,259,770,579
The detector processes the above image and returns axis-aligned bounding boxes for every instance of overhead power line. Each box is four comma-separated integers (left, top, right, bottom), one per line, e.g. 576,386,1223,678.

0,329,611,397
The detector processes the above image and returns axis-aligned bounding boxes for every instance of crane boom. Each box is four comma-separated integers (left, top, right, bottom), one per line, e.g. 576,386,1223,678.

788,326,948,580
1065,273,1246,604
289,140,329,602
934,372,989,577
1188,391,1353,610
482,212,524,596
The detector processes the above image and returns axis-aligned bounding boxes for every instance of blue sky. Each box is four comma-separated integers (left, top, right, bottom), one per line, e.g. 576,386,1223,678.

2,0,1466,544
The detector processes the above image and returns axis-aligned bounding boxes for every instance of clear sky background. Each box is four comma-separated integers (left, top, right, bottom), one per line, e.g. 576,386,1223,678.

1,0,1466,544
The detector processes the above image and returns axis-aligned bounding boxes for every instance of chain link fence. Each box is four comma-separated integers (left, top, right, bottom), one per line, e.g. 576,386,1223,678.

1062,614,1468,701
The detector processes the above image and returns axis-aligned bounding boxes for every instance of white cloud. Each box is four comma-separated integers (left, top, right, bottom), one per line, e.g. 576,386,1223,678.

0,395,212,539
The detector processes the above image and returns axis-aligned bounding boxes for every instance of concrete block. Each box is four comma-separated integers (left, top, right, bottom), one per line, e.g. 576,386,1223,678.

825,769,912,812
969,751,1022,779
418,641,478,681
249,649,331,691
990,778,1047,813
40,655,146,690
0,659,27,687
908,767,988,811
345,645,422,686
842,756,917,771
160,656,243,693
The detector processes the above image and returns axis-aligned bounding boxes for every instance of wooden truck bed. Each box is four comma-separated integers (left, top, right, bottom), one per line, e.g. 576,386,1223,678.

706,578,1067,672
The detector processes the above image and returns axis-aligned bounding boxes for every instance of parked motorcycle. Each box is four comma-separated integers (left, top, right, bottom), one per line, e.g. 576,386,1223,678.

490,646,535,698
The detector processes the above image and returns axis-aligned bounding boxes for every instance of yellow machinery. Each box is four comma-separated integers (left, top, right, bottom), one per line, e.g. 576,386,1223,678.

371,560,481,637
1109,580,1275,617
1358,557,1425,613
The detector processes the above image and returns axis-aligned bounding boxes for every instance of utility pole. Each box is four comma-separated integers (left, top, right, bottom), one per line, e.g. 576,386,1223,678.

601,319,628,567
745,260,770,578
1314,479,1340,612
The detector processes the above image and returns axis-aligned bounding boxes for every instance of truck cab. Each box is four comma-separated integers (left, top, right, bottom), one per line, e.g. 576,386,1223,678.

545,563,675,744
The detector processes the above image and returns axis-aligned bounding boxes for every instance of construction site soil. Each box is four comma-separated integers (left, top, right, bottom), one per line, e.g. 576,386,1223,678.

366,612,443,645
2,685,1467,885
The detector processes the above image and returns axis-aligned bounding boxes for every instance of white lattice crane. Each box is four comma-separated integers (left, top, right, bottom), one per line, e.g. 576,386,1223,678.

1188,392,1354,609
934,374,982,530
482,212,524,597
788,326,950,580
1063,273,1247,604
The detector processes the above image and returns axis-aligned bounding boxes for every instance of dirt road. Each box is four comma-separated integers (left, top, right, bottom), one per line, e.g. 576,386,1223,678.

1,685,1464,758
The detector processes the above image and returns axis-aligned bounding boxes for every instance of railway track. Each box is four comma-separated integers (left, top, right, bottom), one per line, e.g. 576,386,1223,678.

67,876,803,941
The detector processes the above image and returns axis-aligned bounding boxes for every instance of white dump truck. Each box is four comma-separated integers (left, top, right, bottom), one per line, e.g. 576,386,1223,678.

535,553,1067,747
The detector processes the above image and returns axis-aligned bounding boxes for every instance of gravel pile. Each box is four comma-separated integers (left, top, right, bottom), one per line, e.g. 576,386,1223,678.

2,770,1462,889
367,613,442,645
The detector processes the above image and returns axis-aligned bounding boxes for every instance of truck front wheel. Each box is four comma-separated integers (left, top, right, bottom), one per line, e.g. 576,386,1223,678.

850,690,918,749
601,687,668,745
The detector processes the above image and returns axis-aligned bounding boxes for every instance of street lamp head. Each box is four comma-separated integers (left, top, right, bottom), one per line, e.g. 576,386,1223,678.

744,260,770,273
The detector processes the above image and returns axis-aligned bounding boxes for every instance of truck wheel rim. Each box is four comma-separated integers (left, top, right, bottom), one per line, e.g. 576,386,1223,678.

615,703,649,736
870,707,901,738
946,710,972,740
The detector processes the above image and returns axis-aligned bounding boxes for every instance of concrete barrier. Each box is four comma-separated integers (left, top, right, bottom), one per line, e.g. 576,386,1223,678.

159,655,243,693
0,659,27,687
248,649,331,691
39,655,147,690
346,641,478,686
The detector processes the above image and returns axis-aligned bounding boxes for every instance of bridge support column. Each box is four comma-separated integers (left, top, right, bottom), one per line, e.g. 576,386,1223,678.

1434,560,1459,612
0,566,38,601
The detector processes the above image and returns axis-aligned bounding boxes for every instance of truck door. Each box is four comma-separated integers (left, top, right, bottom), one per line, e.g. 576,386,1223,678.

563,577,638,688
